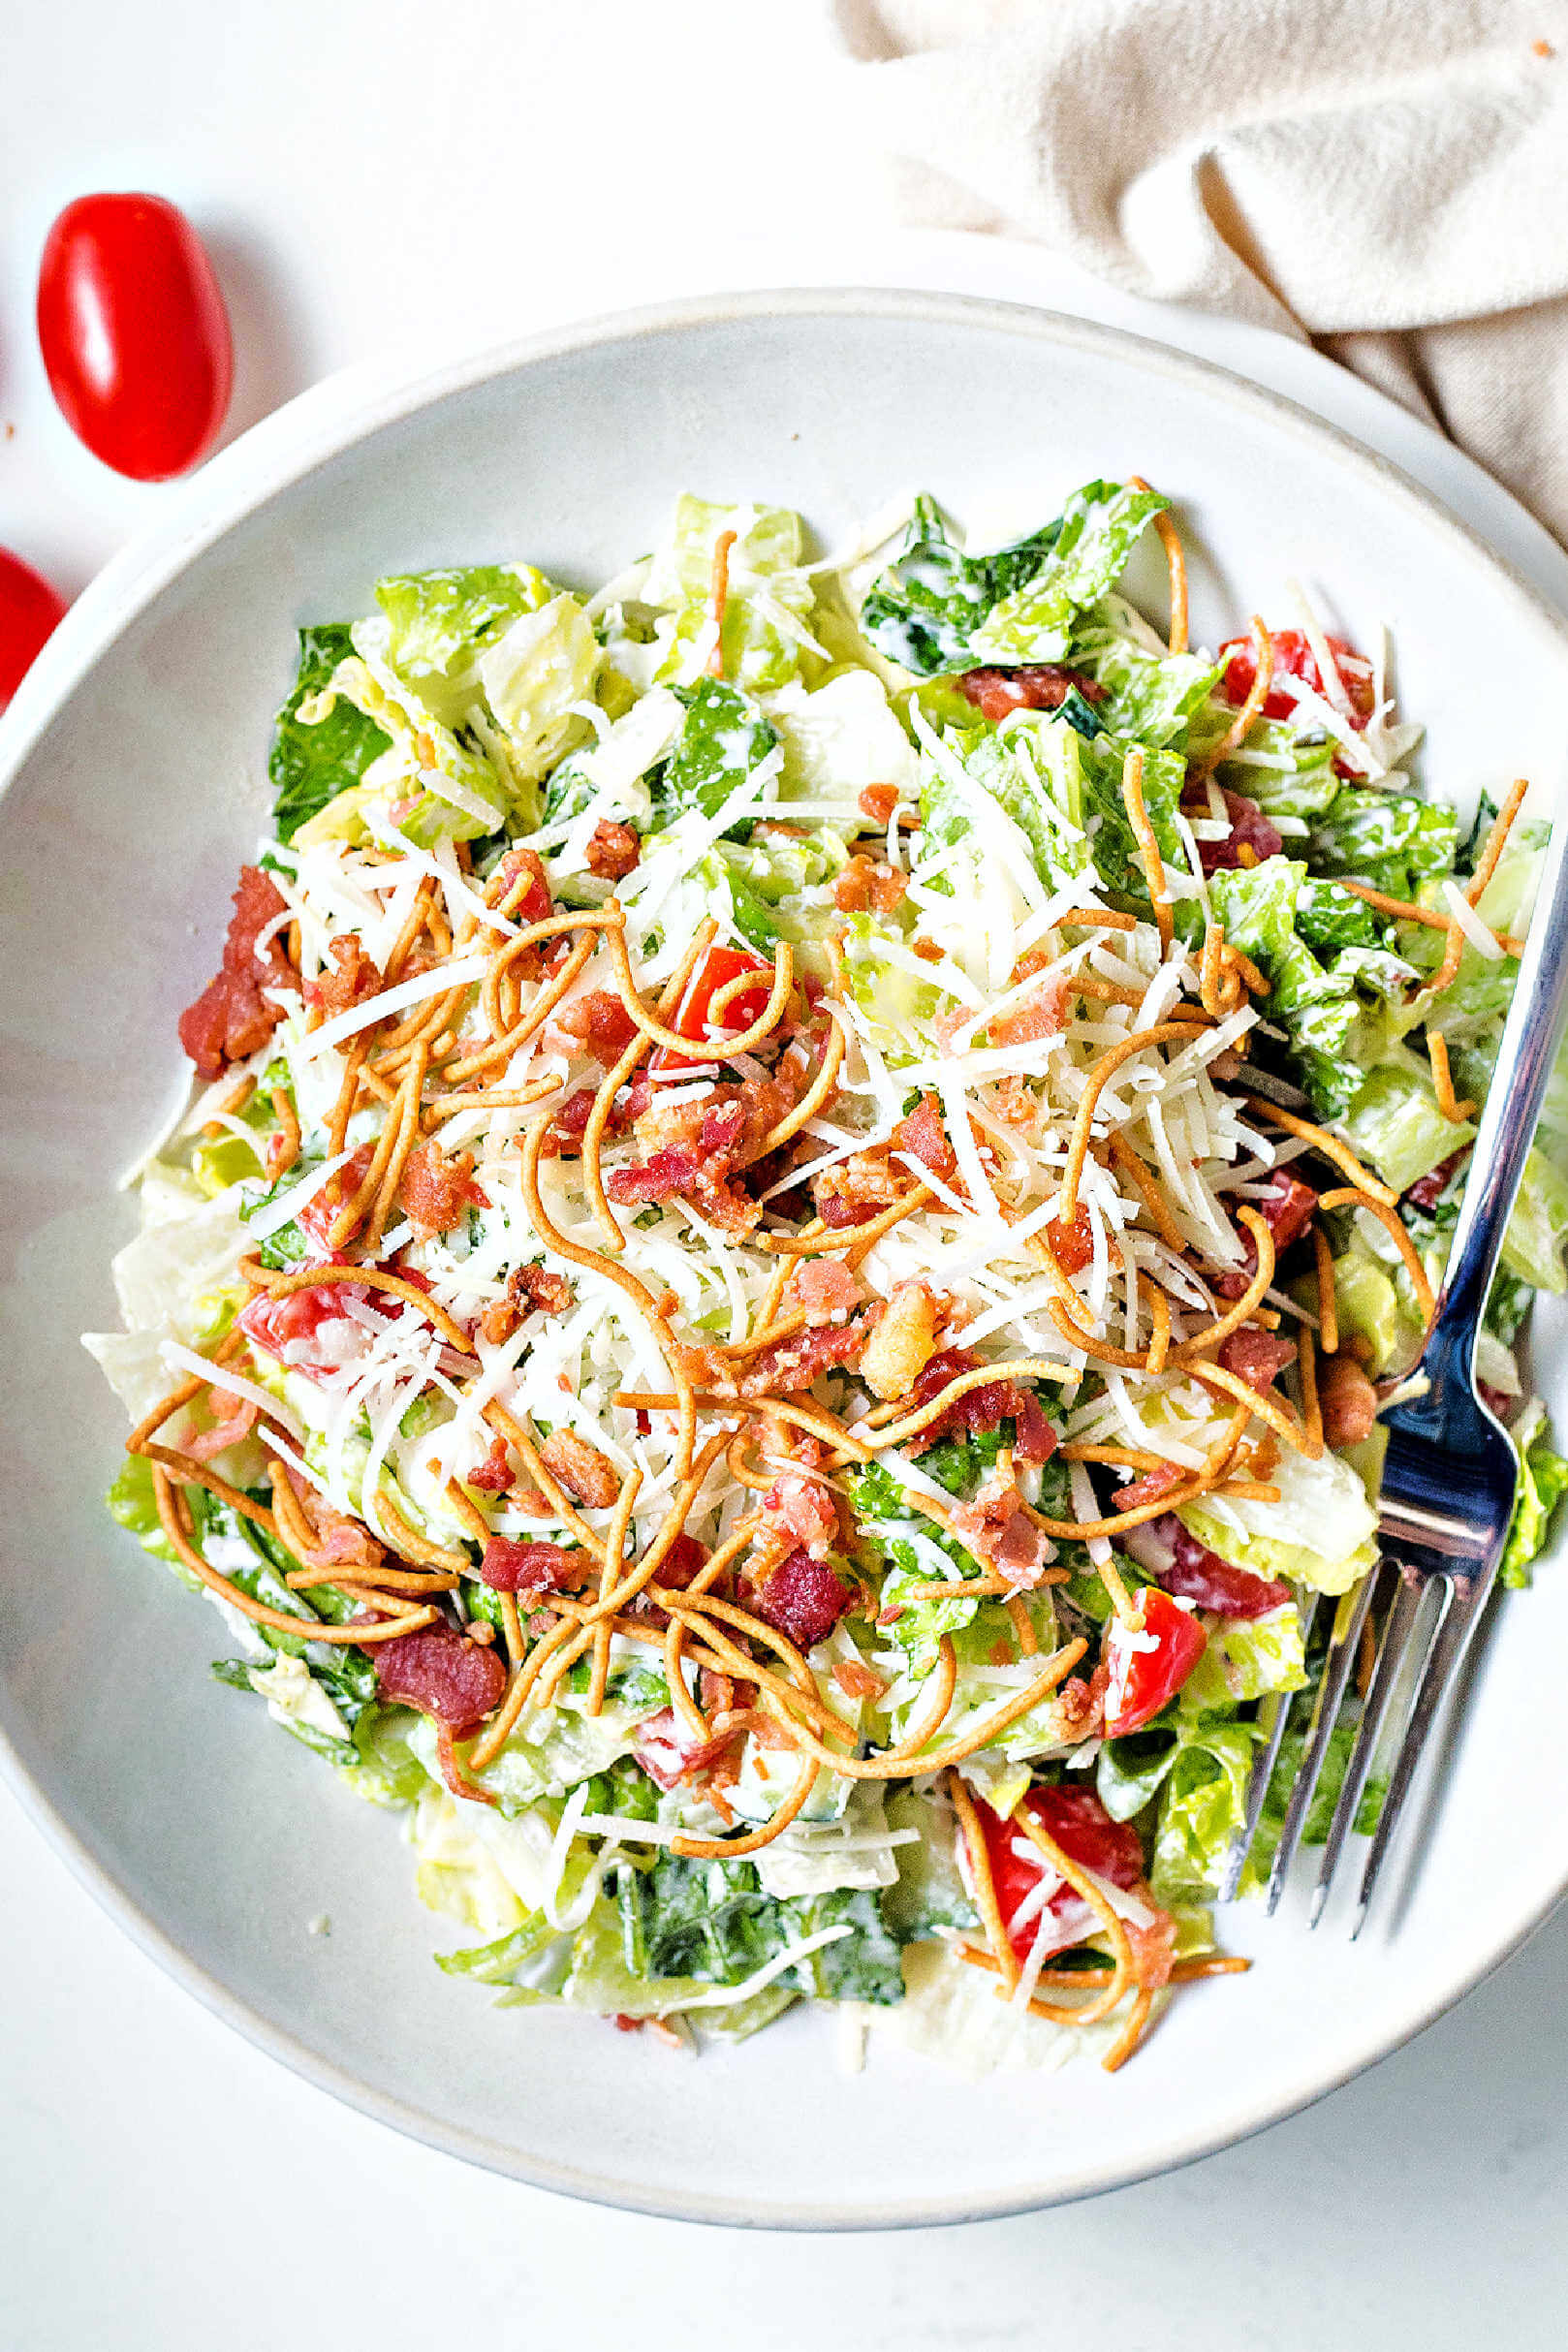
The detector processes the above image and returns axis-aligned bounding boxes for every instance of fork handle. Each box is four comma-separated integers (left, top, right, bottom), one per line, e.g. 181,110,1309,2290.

1427,798,1568,1384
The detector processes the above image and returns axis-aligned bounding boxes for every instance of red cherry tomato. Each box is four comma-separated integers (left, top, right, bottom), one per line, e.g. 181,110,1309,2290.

967,1784,1145,1963
1219,628,1375,726
1103,1586,1208,1737
0,549,68,713
38,193,233,480
649,942,773,1074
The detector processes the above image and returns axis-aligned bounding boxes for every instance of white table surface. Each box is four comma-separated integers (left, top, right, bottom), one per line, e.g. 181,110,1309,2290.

4,5,1567,2342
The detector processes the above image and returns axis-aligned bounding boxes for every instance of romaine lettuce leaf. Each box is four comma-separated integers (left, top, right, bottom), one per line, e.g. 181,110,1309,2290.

971,480,1171,665
1499,1146,1568,1293
651,674,779,835
1073,612,1222,750
1177,1443,1377,1596
269,624,392,845
858,493,1063,676
1500,1399,1568,1589
766,669,919,818
377,562,553,712
1147,1717,1262,1903
613,1858,904,2005
1307,787,1458,897
1217,721,1340,818
1340,1055,1476,1194
645,496,817,692
1177,1605,1308,1712
476,592,601,790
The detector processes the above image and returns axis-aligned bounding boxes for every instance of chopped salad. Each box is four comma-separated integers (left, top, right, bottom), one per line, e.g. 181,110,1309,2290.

86,479,1567,2074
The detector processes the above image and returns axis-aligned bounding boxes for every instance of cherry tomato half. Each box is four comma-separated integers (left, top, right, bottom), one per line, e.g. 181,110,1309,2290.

1103,1586,1207,1738
38,193,233,480
649,942,773,1074
967,1784,1145,1963
0,548,68,713
1218,628,1375,726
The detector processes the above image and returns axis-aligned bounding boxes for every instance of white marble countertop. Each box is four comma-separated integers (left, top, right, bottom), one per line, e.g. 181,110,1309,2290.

4,5,1566,2339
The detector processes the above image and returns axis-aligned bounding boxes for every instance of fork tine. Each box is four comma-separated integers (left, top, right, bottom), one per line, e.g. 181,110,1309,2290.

1307,1569,1427,1926
1217,1590,1323,1901
1265,1567,1382,1914
1348,1569,1495,1939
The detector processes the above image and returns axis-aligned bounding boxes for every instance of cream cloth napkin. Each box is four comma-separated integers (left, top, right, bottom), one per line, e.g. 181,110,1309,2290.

828,1,1568,546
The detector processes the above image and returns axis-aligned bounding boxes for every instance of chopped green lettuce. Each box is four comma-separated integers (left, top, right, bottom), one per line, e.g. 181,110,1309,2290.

1218,721,1340,818
646,496,817,692
1500,1400,1568,1590
1177,1605,1308,1713
858,493,1063,675
1499,1147,1568,1293
651,674,779,835
971,480,1171,665
1340,1055,1475,1194
269,623,392,845
1074,608,1222,749
1307,787,1459,897
1177,1443,1377,1596
376,562,553,716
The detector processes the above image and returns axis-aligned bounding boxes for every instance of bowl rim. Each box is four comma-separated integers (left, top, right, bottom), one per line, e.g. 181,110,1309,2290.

3,282,1566,2229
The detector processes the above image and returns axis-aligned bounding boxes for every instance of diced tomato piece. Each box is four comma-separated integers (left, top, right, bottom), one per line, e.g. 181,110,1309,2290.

237,1282,369,1380
298,1145,373,1253
1104,1587,1207,1737
954,664,1106,725
1218,628,1375,725
1212,1169,1317,1299
649,944,773,1075
965,1782,1145,1964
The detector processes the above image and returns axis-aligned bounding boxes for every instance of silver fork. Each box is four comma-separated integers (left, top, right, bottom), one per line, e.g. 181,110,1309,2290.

1221,789,1568,1931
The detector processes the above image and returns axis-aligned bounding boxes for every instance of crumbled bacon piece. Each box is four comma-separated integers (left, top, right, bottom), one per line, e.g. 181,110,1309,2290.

177,865,299,1079
277,1465,383,1569
989,971,1070,1049
585,819,642,881
399,1140,488,1239
733,1304,882,1397
608,1068,803,1236
899,1345,1035,1456
304,932,384,1018
1046,1201,1096,1276
489,846,551,925
1320,1352,1379,1446
1211,1169,1317,1298
372,1621,507,1730
184,1393,259,1462
515,1264,573,1316
478,1535,580,1594
785,1259,862,1326
556,989,639,1065
1406,1148,1467,1210
468,1437,515,1493
1114,1459,1186,1512
659,1532,709,1591
1217,1327,1298,1395
538,1429,620,1509
950,1466,1054,1587
812,1146,899,1229
858,782,900,826
759,1469,840,1559
544,1086,599,1156
955,664,1106,724
751,1550,852,1650
890,1092,957,1183
1013,1391,1057,1466
633,1707,744,1793
833,855,907,915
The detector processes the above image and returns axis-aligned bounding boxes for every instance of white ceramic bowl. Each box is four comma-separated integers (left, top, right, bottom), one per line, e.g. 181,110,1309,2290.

2,292,1565,2227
